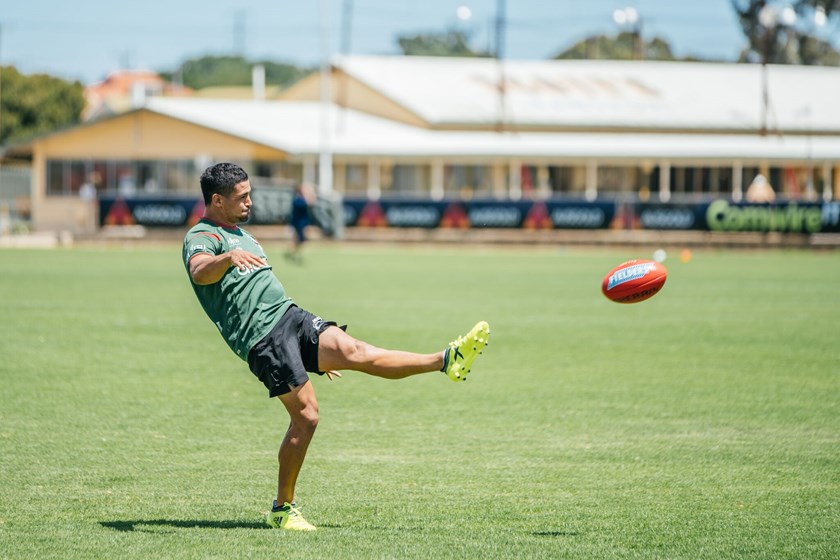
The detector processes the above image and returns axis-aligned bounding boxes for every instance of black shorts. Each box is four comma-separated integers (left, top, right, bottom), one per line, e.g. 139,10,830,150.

247,305,343,398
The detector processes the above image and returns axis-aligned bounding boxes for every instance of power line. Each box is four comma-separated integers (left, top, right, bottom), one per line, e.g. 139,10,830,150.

4,18,319,36
233,9,246,56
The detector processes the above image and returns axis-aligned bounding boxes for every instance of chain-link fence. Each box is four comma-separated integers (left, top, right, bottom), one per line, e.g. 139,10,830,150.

0,165,32,234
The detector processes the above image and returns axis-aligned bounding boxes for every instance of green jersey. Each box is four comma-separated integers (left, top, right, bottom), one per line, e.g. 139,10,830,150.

183,218,293,359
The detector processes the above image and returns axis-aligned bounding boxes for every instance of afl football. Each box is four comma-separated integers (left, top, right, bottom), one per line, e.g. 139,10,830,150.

602,260,667,304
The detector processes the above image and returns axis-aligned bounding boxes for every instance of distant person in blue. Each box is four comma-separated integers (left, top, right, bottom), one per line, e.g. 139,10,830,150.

286,183,316,263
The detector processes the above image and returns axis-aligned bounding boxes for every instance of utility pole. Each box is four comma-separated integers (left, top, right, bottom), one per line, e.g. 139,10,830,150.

340,0,354,57
0,22,3,149
336,0,353,132
317,0,333,194
760,34,770,136
0,22,4,208
495,0,506,133
233,9,246,56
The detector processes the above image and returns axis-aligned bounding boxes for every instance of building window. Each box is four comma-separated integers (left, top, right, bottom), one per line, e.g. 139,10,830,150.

548,166,575,194
444,164,491,198
655,166,737,199
115,161,137,196
275,161,303,185
390,164,429,195
344,163,368,195
253,162,273,178
47,161,66,195
163,160,194,193
45,160,88,195
598,166,638,193
137,161,161,193
46,158,198,196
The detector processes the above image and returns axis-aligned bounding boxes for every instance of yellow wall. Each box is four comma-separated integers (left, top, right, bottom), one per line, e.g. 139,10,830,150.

37,110,287,160
280,71,429,129
28,110,289,232
36,197,97,233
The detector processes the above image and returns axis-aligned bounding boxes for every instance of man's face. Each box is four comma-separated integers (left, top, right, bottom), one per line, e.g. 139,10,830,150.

214,180,252,224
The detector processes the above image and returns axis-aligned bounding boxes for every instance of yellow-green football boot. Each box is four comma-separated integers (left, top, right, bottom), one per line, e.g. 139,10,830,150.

266,501,316,531
442,321,490,382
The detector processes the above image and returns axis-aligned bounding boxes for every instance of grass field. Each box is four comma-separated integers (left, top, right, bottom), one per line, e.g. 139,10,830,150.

0,242,838,559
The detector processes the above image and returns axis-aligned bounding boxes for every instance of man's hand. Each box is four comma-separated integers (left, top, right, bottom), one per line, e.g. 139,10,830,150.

324,370,342,381
227,249,267,273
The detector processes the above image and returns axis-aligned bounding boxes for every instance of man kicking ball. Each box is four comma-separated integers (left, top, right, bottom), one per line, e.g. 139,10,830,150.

182,163,490,531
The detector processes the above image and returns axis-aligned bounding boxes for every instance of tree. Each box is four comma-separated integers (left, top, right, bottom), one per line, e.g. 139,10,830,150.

553,32,684,61
732,0,840,65
160,56,313,90
0,66,85,145
396,29,492,57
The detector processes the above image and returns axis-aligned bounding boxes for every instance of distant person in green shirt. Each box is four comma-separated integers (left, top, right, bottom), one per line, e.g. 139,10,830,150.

183,163,490,532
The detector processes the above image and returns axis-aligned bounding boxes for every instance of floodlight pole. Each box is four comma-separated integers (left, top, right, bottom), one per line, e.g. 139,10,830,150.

318,0,333,194
613,7,642,59
757,4,798,137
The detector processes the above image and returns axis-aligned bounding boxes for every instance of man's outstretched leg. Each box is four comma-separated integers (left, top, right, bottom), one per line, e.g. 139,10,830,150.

266,320,490,530
266,381,318,531
318,321,490,382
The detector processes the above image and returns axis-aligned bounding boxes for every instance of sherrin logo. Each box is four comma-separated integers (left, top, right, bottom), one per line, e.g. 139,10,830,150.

607,262,655,290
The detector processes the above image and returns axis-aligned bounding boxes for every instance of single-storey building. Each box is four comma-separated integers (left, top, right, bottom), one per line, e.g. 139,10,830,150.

2,55,839,233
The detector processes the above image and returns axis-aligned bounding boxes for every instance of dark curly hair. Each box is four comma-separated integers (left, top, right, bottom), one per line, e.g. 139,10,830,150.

199,163,249,204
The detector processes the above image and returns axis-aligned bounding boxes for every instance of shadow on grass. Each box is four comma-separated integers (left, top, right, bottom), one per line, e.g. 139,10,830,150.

101,520,569,535
100,519,269,532
532,531,580,537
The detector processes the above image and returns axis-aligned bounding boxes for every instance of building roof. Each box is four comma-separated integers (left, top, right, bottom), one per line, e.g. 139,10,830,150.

191,85,286,100
83,69,192,121
6,56,839,165
332,56,840,134
144,97,840,162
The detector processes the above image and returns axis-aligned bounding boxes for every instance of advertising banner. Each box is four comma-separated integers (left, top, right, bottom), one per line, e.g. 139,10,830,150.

703,200,840,234
99,189,342,235
638,200,840,234
99,196,201,227
100,194,840,235
342,198,616,229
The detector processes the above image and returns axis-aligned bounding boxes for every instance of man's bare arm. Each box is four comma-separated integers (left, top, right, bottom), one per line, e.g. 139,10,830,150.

189,250,267,285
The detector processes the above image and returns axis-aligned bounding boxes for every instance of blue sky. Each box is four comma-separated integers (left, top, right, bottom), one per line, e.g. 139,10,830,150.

0,0,827,85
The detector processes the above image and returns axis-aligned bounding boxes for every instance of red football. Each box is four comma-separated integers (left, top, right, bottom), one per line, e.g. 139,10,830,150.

601,259,667,304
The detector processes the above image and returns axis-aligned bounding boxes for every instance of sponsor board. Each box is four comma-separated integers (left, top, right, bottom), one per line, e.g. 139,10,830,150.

468,204,522,228
549,203,610,228
385,205,442,228
99,188,339,234
342,198,614,229
705,200,829,234
100,196,197,227
101,195,838,234
639,200,840,234
638,206,696,230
